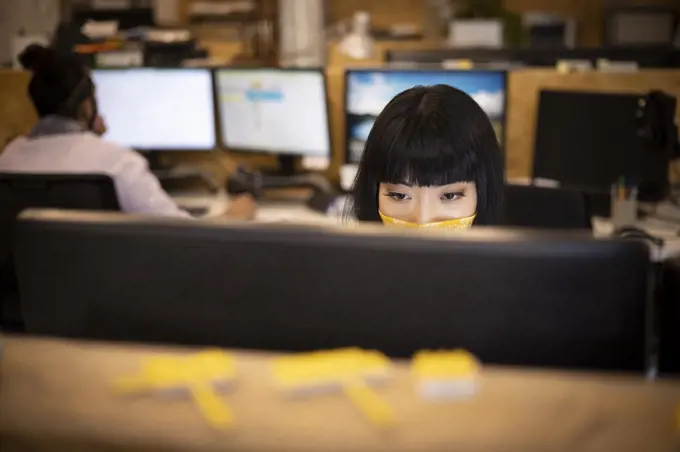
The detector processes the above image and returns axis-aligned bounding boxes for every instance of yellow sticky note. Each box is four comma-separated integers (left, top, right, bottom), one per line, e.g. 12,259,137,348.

190,382,233,428
272,348,391,391
344,379,396,427
412,350,481,400
272,348,395,426
413,349,480,379
114,349,236,428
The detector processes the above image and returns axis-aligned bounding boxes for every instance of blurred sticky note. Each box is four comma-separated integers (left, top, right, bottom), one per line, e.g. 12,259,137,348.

413,349,480,400
272,348,395,426
343,378,395,427
272,348,391,393
114,349,236,428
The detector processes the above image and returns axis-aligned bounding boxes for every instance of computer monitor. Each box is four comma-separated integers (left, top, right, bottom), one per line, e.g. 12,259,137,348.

533,90,672,202
15,209,650,371
605,6,679,47
214,68,331,173
91,68,216,151
345,69,507,164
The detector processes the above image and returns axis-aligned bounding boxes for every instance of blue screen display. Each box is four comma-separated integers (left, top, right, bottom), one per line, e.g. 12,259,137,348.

345,70,506,163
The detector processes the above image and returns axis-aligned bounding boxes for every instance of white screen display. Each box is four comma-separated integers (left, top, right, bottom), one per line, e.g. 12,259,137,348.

92,68,216,150
216,69,330,157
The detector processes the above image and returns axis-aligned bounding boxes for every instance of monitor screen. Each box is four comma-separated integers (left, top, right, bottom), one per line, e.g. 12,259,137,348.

345,70,507,163
533,90,670,201
92,68,216,150
215,69,331,157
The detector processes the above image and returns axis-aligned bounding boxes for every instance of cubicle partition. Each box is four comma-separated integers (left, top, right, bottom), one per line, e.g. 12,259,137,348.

14,209,651,372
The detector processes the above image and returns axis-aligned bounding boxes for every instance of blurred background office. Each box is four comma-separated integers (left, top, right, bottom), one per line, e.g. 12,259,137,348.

0,0,678,198
2,3,680,449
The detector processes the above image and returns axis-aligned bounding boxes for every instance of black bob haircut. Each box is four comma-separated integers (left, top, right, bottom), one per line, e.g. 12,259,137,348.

348,84,504,225
19,44,94,119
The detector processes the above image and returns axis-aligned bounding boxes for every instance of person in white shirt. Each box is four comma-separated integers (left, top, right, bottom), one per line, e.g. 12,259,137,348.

0,44,255,220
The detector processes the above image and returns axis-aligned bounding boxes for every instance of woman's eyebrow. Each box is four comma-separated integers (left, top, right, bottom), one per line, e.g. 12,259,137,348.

387,180,413,187
440,182,472,189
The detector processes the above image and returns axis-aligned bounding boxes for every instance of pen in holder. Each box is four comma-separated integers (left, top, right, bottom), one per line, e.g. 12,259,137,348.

610,181,638,229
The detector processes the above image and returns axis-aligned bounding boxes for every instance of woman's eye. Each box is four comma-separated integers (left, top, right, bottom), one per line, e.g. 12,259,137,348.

386,192,409,201
441,192,464,201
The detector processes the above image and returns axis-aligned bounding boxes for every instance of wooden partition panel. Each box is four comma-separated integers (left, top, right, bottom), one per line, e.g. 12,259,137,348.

0,70,36,148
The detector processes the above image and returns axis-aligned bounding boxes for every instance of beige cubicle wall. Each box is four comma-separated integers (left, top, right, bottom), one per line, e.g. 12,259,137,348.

2,68,679,182
0,70,37,148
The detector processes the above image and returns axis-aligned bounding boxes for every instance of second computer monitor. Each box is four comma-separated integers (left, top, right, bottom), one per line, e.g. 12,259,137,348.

92,68,216,151
345,69,507,163
215,68,331,158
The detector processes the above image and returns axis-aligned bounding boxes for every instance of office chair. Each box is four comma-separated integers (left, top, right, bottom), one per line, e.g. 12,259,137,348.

503,184,591,229
15,209,651,372
0,174,120,331
659,256,680,375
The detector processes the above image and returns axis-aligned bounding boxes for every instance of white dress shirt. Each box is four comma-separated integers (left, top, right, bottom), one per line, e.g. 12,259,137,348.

0,133,189,218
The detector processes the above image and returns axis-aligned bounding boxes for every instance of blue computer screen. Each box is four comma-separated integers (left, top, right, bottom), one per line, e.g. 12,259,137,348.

345,70,506,163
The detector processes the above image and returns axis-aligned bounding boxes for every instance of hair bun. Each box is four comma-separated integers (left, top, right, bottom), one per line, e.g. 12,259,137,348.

19,44,55,72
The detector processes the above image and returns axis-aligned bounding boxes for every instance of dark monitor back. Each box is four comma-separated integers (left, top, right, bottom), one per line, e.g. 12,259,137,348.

503,185,590,229
532,90,670,201
15,210,650,371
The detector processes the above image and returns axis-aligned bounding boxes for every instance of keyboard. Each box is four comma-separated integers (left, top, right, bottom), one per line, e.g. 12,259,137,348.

184,206,209,218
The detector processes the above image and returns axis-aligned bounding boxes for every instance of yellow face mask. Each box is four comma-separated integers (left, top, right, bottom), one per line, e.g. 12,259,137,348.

379,211,476,230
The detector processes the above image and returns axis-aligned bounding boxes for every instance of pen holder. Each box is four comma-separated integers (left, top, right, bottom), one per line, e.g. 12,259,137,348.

610,196,637,229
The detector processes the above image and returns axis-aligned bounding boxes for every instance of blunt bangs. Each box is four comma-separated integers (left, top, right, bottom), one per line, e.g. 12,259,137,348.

379,118,479,188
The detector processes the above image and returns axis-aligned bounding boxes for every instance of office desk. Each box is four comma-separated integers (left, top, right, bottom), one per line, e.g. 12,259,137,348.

171,192,680,261
172,191,340,225
173,191,230,218
256,199,340,225
1,336,679,452
593,214,680,262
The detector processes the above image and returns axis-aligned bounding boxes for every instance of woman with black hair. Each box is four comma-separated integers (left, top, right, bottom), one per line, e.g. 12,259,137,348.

0,45,254,219
348,84,504,228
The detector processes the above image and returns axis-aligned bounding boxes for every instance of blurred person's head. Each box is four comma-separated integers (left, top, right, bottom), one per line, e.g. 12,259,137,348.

19,44,104,135
349,84,504,229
